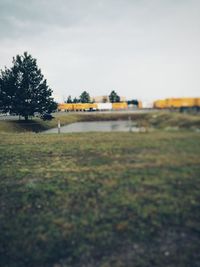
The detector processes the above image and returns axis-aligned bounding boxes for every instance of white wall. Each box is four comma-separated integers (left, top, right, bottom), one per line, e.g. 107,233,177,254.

97,103,112,110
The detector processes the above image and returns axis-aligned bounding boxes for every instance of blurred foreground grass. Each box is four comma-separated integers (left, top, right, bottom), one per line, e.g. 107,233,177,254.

0,131,200,267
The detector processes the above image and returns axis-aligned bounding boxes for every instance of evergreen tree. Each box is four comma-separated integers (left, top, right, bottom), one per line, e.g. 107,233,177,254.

66,95,72,103
79,91,90,103
73,97,79,103
0,52,57,120
109,90,120,103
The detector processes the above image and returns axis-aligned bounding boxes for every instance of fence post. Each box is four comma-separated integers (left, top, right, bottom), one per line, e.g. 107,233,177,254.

128,116,132,132
58,120,61,134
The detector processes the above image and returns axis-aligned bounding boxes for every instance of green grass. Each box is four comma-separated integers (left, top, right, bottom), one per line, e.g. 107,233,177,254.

0,111,200,133
0,131,200,267
0,114,80,133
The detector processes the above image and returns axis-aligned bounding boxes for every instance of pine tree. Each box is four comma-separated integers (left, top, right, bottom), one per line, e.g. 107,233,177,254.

73,97,79,103
79,91,90,103
66,95,72,103
0,52,57,120
109,90,120,103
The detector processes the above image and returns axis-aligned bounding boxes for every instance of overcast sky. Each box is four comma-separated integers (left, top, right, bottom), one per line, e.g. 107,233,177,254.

0,0,199,102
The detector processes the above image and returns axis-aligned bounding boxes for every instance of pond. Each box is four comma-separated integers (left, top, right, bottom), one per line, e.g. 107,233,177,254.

44,120,141,133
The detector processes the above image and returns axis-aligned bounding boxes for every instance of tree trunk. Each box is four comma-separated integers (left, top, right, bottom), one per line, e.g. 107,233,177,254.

24,115,28,121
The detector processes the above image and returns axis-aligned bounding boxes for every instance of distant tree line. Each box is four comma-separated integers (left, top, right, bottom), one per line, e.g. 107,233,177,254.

65,91,139,106
65,91,91,104
65,90,121,104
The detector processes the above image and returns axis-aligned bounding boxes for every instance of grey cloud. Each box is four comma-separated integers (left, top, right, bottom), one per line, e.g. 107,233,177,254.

0,0,200,101
0,0,177,38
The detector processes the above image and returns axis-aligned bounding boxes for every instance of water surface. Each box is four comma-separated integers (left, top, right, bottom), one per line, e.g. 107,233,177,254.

44,120,140,133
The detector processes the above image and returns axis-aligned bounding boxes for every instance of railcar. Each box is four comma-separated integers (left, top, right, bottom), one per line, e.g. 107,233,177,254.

153,98,200,111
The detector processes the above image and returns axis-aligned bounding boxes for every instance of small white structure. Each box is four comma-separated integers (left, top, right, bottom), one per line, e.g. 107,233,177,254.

141,101,153,109
97,103,112,110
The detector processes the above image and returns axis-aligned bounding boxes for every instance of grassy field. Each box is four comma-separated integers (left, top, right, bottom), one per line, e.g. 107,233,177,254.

0,111,200,133
0,130,200,267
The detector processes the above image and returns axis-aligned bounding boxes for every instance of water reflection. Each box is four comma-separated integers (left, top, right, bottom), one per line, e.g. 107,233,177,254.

44,120,140,133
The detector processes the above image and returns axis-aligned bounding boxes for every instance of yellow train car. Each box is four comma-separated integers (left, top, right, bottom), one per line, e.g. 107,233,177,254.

58,103,73,111
153,98,200,110
166,98,195,108
82,103,98,111
73,103,98,111
181,98,196,107
194,98,200,107
58,103,98,112
165,98,181,108
153,99,167,109
112,102,128,110
72,103,84,111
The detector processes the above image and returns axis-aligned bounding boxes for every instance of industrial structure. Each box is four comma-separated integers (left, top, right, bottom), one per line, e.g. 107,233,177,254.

153,98,200,111
57,98,200,112
58,102,128,112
